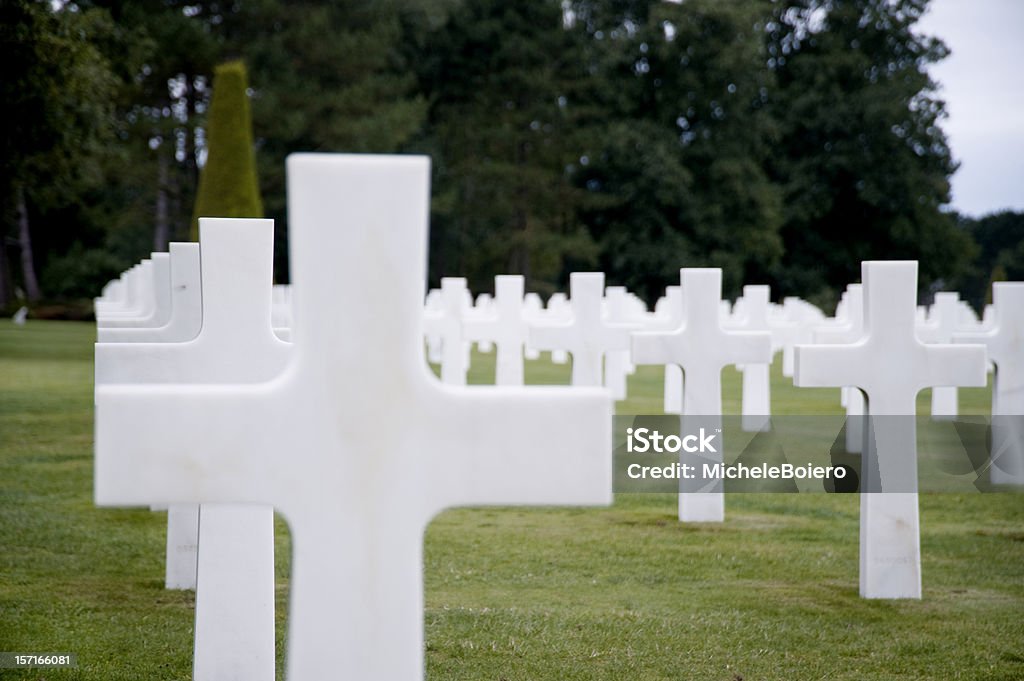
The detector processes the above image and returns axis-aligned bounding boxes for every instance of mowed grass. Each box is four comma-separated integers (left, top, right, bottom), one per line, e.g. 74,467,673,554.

0,320,1021,680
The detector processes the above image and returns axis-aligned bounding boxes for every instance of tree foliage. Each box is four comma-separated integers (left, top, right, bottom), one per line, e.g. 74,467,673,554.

0,0,120,304
413,0,597,294
948,211,1024,310
766,0,972,305
190,60,264,240
4,0,1012,311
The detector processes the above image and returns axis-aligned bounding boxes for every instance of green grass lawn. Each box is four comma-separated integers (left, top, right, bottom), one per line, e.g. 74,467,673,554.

1,320,1022,680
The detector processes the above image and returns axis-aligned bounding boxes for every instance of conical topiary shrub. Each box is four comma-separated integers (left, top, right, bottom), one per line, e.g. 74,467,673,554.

190,60,263,241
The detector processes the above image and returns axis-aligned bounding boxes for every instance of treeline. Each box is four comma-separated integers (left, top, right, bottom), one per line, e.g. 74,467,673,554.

1,0,1018,314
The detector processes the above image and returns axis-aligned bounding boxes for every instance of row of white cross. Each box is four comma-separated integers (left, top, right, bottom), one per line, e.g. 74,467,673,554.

93,154,1022,680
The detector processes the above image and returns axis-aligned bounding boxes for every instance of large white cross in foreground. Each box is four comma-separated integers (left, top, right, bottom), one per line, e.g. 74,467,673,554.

95,154,612,680
632,268,772,522
795,261,986,598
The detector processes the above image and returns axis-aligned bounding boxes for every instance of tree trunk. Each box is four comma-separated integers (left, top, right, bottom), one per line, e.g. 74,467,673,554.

513,140,531,284
154,145,170,252
0,223,13,308
16,185,42,302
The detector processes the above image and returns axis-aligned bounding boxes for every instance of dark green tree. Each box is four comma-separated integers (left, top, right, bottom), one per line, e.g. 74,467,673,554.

94,1,222,252
412,0,598,294
0,1,119,305
948,210,1024,310
569,0,784,301
226,0,432,280
766,0,971,305
190,60,264,240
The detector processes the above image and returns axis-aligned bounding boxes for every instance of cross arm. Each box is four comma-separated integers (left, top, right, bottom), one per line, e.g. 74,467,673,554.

94,382,291,508
724,331,772,366
423,386,612,512
462,316,498,343
918,343,987,389
631,331,678,367
529,323,576,352
793,343,866,389
951,328,997,348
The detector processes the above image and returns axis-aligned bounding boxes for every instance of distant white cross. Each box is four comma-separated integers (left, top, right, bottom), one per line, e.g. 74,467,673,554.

632,268,771,522
97,253,171,329
604,286,642,400
469,293,495,353
731,285,791,431
545,292,571,364
650,286,685,414
779,297,826,377
917,292,963,417
522,292,545,360
423,277,470,385
97,260,156,322
463,275,528,385
814,284,867,453
954,282,1024,485
530,272,633,387
795,261,986,599
97,243,202,343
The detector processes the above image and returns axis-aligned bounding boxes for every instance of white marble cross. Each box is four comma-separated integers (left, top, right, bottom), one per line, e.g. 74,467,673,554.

650,286,685,414
632,268,772,522
96,221,289,385
530,272,633,387
96,245,202,589
94,265,136,318
422,277,470,385
814,284,867,453
95,242,203,588
731,285,788,431
95,154,612,680
96,277,126,309
97,254,171,329
97,260,156,323
97,244,202,344
604,286,642,400
463,275,528,385
954,282,1024,485
96,218,285,681
545,292,571,364
917,292,963,418
470,293,495,353
795,261,987,599
779,297,826,377
522,292,545,360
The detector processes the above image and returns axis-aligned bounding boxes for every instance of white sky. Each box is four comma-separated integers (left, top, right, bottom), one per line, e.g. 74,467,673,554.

917,0,1024,216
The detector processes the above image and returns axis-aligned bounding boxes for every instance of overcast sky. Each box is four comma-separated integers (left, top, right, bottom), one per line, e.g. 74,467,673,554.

917,0,1024,216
